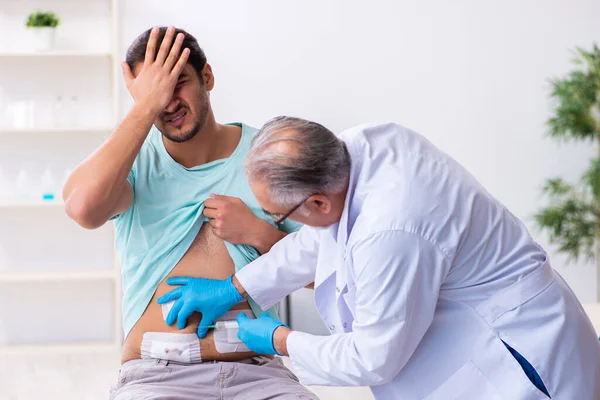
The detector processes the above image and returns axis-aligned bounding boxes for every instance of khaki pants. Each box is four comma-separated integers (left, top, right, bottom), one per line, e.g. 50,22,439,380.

109,356,319,400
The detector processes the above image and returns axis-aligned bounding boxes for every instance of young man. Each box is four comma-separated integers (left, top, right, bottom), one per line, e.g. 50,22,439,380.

63,26,317,400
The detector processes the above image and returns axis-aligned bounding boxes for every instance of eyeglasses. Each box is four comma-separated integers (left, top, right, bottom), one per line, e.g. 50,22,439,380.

263,193,316,225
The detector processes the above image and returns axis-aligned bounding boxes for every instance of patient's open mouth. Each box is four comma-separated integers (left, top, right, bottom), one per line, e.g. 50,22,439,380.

164,109,187,128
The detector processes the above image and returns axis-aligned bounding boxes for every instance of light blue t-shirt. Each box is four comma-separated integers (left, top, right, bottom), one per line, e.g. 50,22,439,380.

113,123,300,337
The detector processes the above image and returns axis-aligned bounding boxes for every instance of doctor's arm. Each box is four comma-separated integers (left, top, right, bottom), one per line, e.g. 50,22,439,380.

235,225,320,310
158,225,320,338
284,230,451,387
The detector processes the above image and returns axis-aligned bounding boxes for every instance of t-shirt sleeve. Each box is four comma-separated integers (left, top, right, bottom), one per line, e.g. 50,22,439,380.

110,165,136,221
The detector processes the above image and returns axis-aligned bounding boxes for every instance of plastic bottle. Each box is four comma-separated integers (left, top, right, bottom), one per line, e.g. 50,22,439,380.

69,95,79,127
53,95,65,128
40,167,56,201
15,170,31,200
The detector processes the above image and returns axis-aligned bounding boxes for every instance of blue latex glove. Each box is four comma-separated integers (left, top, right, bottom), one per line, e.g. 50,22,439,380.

237,313,287,355
157,275,243,338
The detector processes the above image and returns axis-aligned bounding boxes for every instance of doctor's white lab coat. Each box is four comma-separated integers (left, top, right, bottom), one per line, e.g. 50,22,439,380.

236,122,600,399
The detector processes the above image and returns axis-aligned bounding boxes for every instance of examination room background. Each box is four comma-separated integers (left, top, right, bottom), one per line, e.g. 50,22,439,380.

0,0,599,399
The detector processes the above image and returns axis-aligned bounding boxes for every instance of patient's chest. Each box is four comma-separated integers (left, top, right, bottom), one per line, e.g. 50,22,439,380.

159,223,236,294
137,223,239,333
122,223,253,363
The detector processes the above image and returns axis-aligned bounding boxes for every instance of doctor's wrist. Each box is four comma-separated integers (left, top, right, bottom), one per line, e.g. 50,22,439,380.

273,326,291,356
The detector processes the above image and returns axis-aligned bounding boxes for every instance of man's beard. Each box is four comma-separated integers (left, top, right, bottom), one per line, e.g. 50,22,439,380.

162,120,201,143
161,96,209,144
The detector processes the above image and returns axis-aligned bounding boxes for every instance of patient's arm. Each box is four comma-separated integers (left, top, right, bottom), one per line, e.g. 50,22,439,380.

203,194,286,254
204,195,315,286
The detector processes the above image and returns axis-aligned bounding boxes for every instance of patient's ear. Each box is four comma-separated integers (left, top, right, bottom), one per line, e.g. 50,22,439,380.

202,64,215,91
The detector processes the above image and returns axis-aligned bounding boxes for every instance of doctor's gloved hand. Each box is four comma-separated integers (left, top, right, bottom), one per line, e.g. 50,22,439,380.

157,275,243,338
236,313,288,355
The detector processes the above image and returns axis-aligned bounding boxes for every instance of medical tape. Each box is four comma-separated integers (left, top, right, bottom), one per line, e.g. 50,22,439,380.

214,309,255,354
141,332,202,363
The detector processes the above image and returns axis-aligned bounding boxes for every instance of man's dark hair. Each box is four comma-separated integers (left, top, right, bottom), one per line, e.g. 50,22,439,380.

125,27,207,81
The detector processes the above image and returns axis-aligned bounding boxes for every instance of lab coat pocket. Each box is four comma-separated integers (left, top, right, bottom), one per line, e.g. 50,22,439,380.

424,361,502,400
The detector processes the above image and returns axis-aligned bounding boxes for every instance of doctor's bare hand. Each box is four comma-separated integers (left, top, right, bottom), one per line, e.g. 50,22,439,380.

121,26,189,116
204,194,276,246
156,275,243,338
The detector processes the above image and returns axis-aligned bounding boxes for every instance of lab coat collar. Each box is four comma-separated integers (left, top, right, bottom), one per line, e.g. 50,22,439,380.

314,140,361,290
336,139,361,249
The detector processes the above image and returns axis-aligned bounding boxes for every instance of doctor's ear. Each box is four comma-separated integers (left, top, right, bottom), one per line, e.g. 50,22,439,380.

306,194,332,215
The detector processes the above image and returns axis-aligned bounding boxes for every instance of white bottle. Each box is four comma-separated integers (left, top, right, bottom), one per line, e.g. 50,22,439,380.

40,167,56,201
15,170,31,201
53,95,65,128
69,95,79,127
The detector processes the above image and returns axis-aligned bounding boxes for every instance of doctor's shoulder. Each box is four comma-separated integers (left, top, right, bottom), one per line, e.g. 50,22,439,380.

337,121,407,142
354,181,446,241
353,190,413,233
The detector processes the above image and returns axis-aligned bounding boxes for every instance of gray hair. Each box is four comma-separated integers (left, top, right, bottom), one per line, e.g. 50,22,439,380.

244,116,351,207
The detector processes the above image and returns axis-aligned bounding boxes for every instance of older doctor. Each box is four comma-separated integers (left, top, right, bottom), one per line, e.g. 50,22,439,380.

158,117,600,399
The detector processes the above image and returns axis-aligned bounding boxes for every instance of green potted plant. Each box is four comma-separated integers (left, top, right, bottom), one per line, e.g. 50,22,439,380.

535,43,600,300
26,10,60,51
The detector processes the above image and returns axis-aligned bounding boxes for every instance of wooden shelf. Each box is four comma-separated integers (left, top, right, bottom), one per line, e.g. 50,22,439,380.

0,268,116,282
0,127,113,135
0,51,112,59
0,341,119,355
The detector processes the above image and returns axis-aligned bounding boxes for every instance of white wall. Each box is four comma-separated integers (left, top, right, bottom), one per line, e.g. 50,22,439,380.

118,0,600,302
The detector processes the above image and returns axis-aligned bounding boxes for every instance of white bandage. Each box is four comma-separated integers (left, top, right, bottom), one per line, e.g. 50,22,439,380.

161,300,175,321
141,332,202,363
214,309,255,354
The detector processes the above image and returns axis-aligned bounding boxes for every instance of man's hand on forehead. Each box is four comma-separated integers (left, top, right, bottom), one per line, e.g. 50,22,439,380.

121,26,190,116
